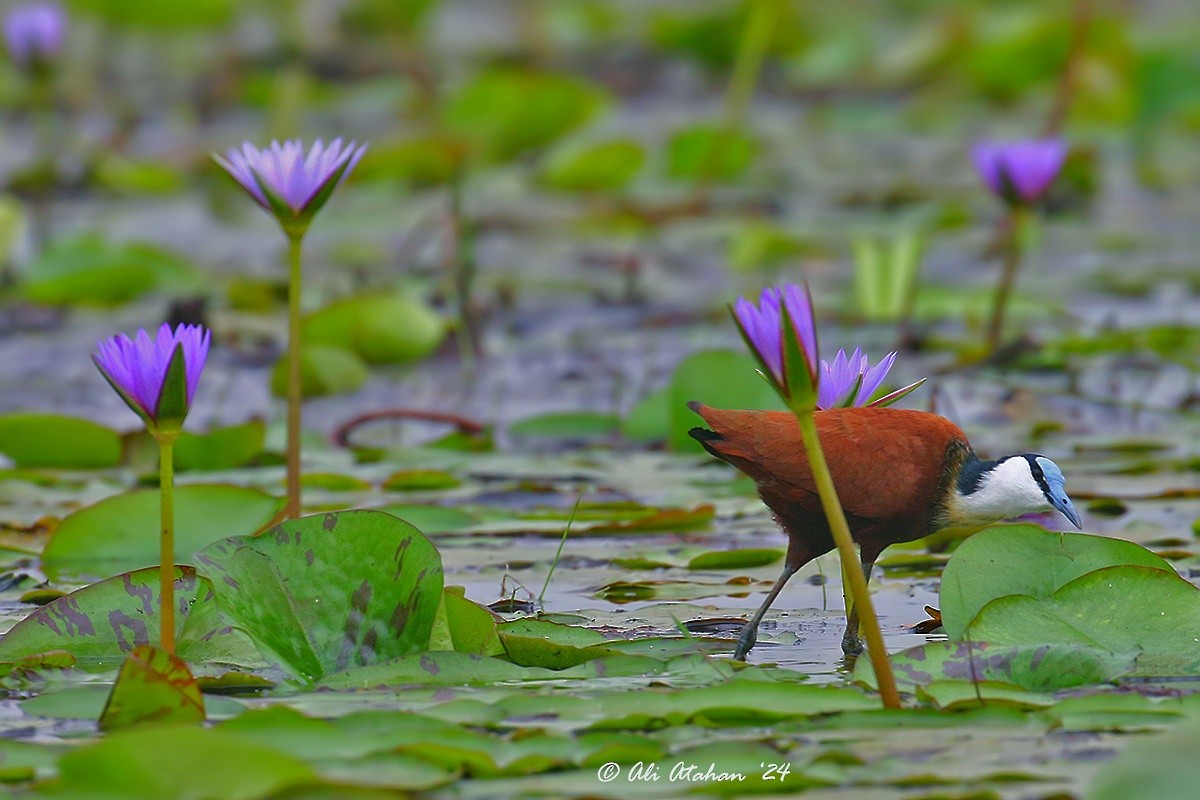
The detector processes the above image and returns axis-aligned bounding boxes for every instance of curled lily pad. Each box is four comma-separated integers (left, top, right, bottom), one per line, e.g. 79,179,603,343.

0,412,122,469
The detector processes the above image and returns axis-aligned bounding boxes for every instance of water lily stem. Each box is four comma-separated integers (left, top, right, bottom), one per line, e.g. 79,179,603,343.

794,410,901,709
986,206,1028,352
285,234,304,519
157,434,178,653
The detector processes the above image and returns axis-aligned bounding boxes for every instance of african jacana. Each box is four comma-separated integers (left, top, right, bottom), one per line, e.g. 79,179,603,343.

688,401,1081,660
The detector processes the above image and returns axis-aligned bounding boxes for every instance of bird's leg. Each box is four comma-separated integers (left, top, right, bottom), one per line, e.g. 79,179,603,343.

841,549,881,656
734,562,797,661
734,534,811,661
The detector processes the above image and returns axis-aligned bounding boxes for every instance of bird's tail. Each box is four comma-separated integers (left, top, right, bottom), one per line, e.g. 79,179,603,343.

686,401,725,459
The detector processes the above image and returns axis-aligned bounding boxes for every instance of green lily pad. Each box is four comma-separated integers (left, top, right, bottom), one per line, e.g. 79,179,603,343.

1089,720,1200,800
667,349,784,451
41,484,281,581
99,645,206,731
174,421,266,472
304,293,446,366
508,412,620,441
940,525,1175,639
686,548,783,570
0,567,263,671
666,125,758,182
49,725,315,800
377,504,476,534
270,344,369,398
966,565,1200,677
193,511,444,681
0,412,122,469
855,641,1137,692
538,139,645,192
22,234,199,307
446,68,608,163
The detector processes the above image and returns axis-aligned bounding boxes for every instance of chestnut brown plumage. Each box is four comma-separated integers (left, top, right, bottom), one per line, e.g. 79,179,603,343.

688,401,1081,659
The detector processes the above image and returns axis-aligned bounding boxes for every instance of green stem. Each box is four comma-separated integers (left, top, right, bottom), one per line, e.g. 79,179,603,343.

449,168,480,367
693,0,778,201
986,206,1028,352
285,234,304,519
157,434,177,653
794,411,901,709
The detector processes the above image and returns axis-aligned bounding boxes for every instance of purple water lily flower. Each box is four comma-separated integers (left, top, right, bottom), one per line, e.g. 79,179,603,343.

214,139,367,237
817,348,897,409
972,138,1068,205
93,323,210,430
732,284,818,395
4,1,65,69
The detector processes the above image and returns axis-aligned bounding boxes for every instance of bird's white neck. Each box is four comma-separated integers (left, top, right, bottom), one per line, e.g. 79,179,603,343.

949,456,1051,525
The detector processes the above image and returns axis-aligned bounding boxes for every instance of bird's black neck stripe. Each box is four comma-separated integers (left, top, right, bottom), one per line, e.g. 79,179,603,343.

956,454,1000,496
957,453,1052,498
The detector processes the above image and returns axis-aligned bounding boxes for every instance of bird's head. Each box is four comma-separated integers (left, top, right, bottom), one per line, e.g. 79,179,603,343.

953,453,1082,529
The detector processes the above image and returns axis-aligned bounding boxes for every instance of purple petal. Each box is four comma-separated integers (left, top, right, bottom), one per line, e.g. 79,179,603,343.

855,351,896,405
4,2,65,68
212,138,368,221
94,324,211,425
733,292,783,382
972,138,1067,204
779,283,817,368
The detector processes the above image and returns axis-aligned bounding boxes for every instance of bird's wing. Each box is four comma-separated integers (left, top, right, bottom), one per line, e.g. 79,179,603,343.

690,404,967,521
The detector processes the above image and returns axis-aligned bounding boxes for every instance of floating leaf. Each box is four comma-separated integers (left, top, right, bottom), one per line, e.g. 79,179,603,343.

193,511,444,681
1089,720,1200,800
666,125,758,182
22,234,199,307
508,412,620,441
99,645,206,731
0,567,263,671
378,504,476,534
621,387,669,443
304,293,446,366
270,343,369,398
446,69,608,162
855,641,1136,693
686,548,783,570
41,484,281,580
173,421,266,472
49,725,315,800
430,588,504,657
667,349,784,451
966,565,1200,677
498,619,615,669
940,525,1174,639
0,412,122,469
538,139,645,192
381,469,461,491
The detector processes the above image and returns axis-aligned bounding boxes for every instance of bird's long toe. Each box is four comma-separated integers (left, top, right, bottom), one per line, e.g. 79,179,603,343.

841,630,865,656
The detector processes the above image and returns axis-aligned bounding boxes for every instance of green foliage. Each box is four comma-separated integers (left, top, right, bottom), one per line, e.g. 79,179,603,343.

22,235,200,306
192,511,445,682
353,136,463,187
41,484,280,580
857,641,1136,693
728,223,829,273
0,412,122,469
666,125,758,182
48,725,315,799
0,567,263,670
939,525,1174,639
849,231,924,322
1089,721,1200,800
303,293,447,366
445,69,609,163
649,1,806,73
270,343,369,398
968,566,1200,676
67,0,232,27
174,421,266,471
538,139,645,192
99,645,206,731
508,412,620,441
666,349,784,451
341,0,440,36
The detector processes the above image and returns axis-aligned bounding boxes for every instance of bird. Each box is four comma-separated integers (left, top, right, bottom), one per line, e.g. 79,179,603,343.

687,401,1082,660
